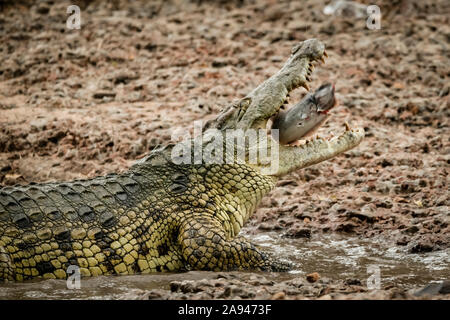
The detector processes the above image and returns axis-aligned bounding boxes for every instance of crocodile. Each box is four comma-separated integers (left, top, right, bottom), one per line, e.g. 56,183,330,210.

0,39,364,282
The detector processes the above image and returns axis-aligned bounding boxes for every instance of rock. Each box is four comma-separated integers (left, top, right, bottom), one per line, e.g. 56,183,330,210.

3,173,24,185
179,281,198,293
108,70,139,84
169,281,181,292
277,180,299,187
375,181,394,194
36,4,50,15
0,164,12,172
93,92,116,99
336,221,358,233
348,204,376,223
402,225,419,234
376,198,393,208
211,58,229,68
218,286,231,298
397,180,419,194
30,118,48,131
409,241,434,253
414,281,450,297
438,84,449,97
258,222,275,231
270,291,286,300
345,278,362,286
396,236,410,246
144,290,164,300
306,272,320,283
197,279,214,287
286,226,311,239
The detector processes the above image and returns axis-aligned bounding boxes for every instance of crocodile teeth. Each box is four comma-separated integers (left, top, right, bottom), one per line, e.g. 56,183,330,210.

301,83,310,91
306,76,311,82
323,50,328,58
344,122,350,131
319,56,325,64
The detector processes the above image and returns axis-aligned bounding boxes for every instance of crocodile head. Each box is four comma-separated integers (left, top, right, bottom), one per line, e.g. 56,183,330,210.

206,39,364,178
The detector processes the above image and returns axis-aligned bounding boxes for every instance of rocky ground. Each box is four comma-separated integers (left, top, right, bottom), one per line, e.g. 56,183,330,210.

134,273,450,300
0,0,448,299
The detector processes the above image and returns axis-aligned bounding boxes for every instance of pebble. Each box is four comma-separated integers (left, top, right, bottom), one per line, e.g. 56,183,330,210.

306,272,320,283
270,292,286,300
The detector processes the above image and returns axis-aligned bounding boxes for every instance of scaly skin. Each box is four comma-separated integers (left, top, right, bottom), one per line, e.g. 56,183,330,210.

0,39,364,281
0,160,278,281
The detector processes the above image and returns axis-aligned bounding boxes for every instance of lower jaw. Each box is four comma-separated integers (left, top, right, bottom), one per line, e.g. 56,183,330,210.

271,126,365,177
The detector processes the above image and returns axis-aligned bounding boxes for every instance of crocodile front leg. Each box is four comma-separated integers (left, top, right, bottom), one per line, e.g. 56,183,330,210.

178,215,291,272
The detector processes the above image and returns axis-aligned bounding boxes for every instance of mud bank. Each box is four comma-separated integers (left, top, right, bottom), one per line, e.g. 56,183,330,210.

0,0,448,299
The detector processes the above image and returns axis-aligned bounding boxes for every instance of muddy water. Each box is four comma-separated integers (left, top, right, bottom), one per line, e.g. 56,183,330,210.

253,232,449,289
0,232,448,300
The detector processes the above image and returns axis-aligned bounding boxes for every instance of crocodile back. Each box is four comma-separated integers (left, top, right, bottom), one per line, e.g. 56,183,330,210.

0,170,156,281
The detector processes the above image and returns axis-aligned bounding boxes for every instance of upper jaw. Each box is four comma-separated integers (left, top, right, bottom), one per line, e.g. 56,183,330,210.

236,38,327,131
206,39,327,132
205,38,363,153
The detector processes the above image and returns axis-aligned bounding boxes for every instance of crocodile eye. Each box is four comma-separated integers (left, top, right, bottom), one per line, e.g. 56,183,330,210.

237,98,252,121
239,98,251,109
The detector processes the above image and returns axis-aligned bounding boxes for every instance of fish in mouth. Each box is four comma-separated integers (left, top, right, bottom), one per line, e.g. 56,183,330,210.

271,82,337,145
